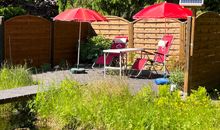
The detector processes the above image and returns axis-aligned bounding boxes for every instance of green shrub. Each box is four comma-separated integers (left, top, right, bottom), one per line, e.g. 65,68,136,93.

0,6,26,20
80,35,112,63
33,79,220,130
169,67,184,89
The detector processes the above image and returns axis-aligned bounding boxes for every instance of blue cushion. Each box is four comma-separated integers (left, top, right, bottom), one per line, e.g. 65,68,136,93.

154,78,169,85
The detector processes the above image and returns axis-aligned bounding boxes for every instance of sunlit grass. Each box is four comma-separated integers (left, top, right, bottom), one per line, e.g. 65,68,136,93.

33,79,220,130
0,64,33,90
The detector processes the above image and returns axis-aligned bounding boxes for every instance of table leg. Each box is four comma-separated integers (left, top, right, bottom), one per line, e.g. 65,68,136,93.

125,53,127,75
104,53,106,78
119,52,122,77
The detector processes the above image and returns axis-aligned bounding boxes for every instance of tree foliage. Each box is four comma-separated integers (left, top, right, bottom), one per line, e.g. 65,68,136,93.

57,0,220,20
0,0,58,19
203,0,220,12
57,0,156,20
0,6,26,20
0,0,219,20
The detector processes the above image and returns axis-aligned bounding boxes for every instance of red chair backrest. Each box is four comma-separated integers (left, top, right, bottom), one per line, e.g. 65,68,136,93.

111,36,128,49
109,36,128,57
114,36,128,42
111,43,126,49
154,34,174,63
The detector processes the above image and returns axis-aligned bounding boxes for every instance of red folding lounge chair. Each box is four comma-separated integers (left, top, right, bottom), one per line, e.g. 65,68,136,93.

129,34,173,78
129,58,148,77
148,34,174,77
92,36,128,68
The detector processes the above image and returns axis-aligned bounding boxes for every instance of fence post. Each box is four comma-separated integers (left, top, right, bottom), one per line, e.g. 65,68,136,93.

128,22,134,48
128,22,134,61
190,9,196,56
179,22,186,63
0,16,4,64
183,16,192,96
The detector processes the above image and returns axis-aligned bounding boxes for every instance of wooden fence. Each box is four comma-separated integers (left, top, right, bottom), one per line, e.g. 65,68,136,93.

3,15,186,68
4,15,91,67
4,15,52,66
92,16,186,64
190,12,220,90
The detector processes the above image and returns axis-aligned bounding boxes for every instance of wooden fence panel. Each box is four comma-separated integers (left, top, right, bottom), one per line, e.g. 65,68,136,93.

91,16,130,41
191,12,220,90
4,15,51,67
53,21,90,66
133,19,185,64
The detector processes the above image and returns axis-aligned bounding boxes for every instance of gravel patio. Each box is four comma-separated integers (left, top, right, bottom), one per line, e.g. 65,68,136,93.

32,68,159,94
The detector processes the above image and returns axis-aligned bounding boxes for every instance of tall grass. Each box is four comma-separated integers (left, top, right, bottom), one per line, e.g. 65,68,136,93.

34,79,220,130
0,65,33,90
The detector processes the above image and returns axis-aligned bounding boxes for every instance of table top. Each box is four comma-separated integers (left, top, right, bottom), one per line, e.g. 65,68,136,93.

103,48,145,53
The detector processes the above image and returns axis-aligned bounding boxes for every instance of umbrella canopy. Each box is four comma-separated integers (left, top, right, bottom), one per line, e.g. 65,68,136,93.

54,8,107,22
133,1,192,19
53,8,107,69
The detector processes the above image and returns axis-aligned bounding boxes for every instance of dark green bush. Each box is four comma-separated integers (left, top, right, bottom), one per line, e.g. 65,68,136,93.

0,6,26,20
80,35,112,63
9,100,36,129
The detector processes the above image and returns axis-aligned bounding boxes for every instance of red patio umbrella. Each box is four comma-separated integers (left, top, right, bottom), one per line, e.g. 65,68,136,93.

133,1,192,19
133,1,192,34
53,8,107,69
133,1,192,75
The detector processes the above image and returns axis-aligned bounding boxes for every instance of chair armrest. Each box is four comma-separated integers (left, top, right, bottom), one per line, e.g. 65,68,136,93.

154,52,169,57
154,52,163,55
142,50,154,55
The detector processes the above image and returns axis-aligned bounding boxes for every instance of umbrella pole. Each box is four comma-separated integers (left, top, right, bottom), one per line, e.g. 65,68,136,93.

77,22,82,68
165,18,166,34
164,18,167,77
